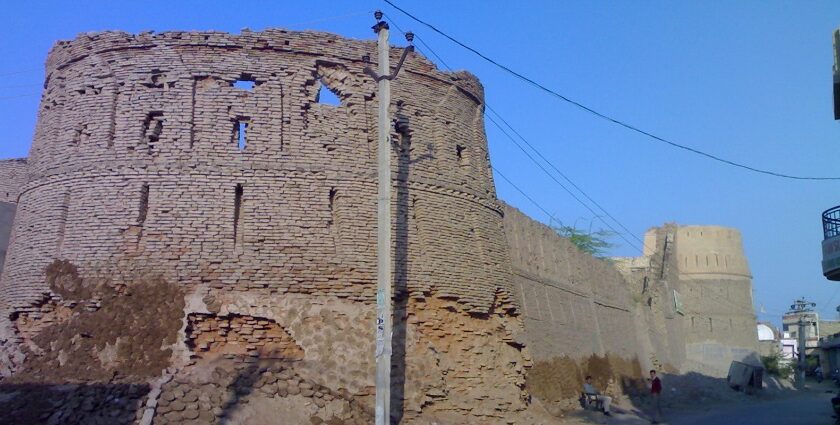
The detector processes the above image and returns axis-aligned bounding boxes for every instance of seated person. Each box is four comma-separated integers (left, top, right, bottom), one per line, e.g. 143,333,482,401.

583,375,612,416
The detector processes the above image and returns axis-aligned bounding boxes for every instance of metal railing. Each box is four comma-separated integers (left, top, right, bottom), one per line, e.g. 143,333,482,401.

823,205,840,239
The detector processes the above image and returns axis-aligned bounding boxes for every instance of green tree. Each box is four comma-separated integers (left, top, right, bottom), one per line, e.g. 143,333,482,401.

551,225,615,258
761,350,794,380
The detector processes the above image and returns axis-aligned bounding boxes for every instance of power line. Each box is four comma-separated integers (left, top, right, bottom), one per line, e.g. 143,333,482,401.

394,14,772,313
391,19,774,316
492,166,563,226
485,105,647,248
383,0,840,181
485,112,642,251
385,14,647,252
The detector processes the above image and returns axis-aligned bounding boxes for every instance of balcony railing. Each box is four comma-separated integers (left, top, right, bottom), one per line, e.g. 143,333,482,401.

824,205,840,240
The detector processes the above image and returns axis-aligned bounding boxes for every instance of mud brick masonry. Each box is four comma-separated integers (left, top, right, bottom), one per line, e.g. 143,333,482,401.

0,29,760,424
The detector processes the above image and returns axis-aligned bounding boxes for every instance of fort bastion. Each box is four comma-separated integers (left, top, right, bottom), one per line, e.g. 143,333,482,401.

0,28,759,424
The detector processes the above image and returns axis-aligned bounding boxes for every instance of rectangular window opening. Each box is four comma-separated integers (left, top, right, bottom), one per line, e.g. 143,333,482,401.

234,184,243,245
233,118,249,151
233,79,256,91
138,184,149,224
142,112,164,154
327,187,339,228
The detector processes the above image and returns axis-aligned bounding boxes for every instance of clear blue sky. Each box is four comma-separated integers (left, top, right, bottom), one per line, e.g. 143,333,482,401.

1,1,839,326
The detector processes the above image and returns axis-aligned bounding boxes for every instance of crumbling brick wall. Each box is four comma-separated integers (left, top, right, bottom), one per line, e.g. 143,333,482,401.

0,29,534,423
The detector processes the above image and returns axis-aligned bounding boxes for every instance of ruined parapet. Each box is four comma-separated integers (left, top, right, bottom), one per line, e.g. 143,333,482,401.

0,30,532,423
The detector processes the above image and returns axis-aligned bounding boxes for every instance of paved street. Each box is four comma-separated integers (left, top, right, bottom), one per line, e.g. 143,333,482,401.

667,390,836,425
569,384,837,425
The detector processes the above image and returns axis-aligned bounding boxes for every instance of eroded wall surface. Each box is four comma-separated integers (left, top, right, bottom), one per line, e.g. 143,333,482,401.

0,29,533,424
503,204,645,408
506,209,761,409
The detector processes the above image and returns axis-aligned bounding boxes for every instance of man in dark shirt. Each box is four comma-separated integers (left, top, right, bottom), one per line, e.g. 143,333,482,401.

649,369,663,424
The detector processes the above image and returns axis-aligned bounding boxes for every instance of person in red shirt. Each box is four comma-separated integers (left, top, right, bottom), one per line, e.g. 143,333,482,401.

649,369,663,424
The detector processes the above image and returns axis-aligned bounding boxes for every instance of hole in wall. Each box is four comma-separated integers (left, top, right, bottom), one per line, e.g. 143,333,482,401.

316,80,341,106
233,75,256,91
73,124,91,147
456,144,467,165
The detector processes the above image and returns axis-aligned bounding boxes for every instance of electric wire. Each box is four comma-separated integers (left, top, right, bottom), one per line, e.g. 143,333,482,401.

485,112,643,251
394,13,770,319
395,18,778,318
492,166,564,226
383,0,840,181
385,13,647,251
485,105,647,248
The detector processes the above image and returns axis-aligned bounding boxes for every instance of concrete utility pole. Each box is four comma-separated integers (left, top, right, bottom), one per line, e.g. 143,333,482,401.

789,297,817,388
797,316,809,387
374,17,393,425
363,10,414,425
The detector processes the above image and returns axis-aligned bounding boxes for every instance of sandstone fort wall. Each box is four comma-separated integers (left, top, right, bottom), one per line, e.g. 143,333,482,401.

503,204,647,408
2,30,513,314
0,28,761,423
0,30,533,423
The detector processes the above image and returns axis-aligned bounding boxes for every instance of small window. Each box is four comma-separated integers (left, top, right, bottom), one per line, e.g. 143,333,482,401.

142,112,164,154
233,118,249,151
234,184,243,245
316,81,341,106
138,184,149,224
233,79,255,91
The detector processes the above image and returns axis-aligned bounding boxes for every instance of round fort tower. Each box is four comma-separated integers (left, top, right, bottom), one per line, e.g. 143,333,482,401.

672,225,751,280
0,30,531,422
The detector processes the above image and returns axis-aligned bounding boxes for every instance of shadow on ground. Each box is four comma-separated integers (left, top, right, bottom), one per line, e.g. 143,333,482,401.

0,382,150,424
550,371,796,425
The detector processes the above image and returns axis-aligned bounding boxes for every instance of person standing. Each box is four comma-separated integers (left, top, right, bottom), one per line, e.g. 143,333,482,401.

649,369,663,424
